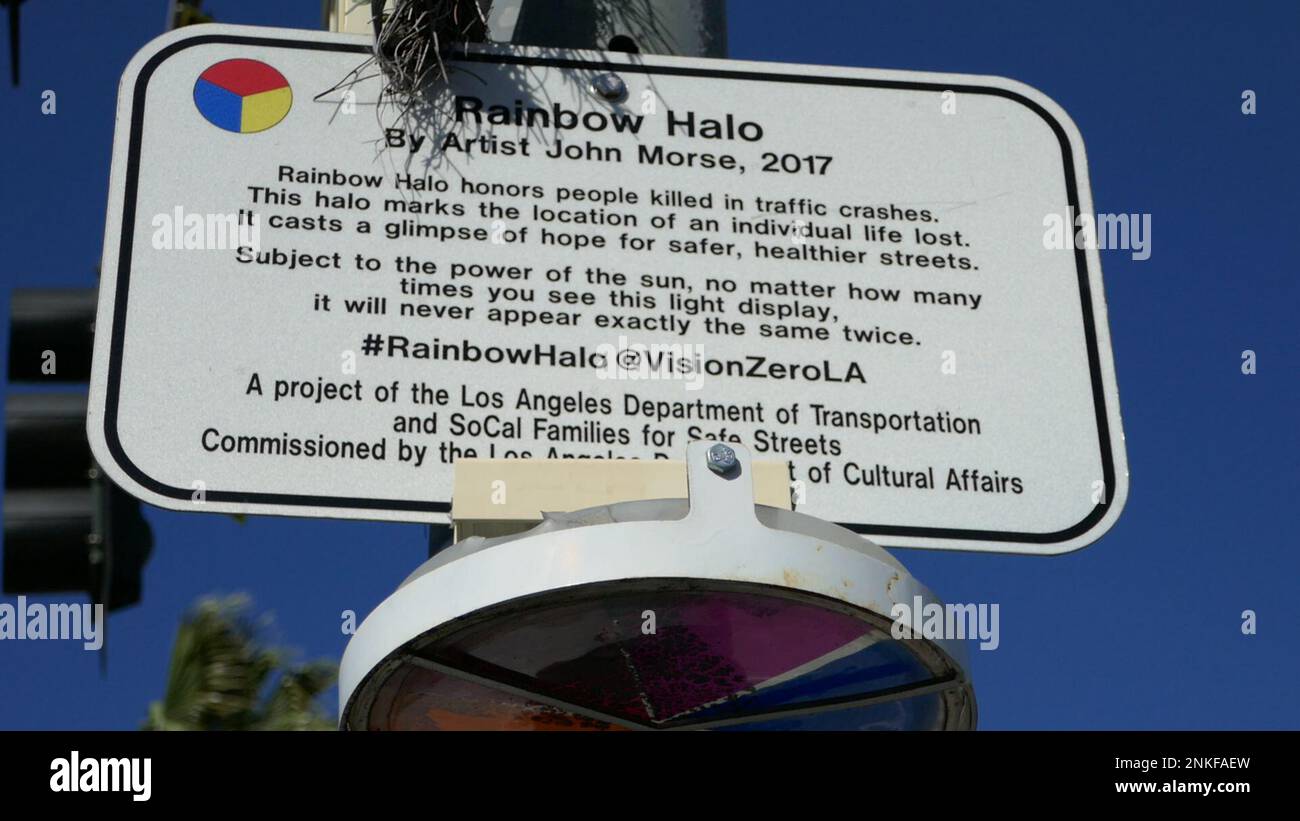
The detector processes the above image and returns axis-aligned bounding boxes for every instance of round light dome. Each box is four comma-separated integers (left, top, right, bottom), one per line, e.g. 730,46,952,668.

340,443,976,730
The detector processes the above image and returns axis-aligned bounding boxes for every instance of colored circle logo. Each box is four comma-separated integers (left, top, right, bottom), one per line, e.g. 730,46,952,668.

193,59,292,133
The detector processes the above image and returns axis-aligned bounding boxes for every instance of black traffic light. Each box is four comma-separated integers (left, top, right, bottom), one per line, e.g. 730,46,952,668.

2,0,23,86
7,288,96,382
3,288,153,612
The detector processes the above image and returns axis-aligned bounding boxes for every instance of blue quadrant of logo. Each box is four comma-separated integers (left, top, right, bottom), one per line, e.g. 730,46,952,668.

193,78,244,132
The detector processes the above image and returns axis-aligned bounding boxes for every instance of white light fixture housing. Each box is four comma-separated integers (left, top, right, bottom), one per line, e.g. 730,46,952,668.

340,441,976,730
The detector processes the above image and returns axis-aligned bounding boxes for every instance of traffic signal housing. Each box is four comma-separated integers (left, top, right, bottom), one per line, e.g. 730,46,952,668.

3,288,152,611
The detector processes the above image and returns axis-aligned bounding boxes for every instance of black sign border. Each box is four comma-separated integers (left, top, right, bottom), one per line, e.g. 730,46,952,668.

102,33,1118,545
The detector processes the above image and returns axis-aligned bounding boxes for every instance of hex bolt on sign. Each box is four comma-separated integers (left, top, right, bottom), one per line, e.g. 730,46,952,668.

589,72,627,102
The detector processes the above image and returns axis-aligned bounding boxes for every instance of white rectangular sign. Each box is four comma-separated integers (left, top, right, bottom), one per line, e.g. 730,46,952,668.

89,24,1128,554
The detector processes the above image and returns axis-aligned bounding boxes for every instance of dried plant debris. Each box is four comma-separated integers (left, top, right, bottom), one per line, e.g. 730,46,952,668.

371,0,491,99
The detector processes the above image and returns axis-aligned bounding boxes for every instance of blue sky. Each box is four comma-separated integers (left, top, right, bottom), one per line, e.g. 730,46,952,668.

0,0,1296,729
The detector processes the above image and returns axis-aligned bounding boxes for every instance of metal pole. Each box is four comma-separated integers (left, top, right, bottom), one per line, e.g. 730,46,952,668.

325,1,726,58
320,0,726,557
503,0,726,57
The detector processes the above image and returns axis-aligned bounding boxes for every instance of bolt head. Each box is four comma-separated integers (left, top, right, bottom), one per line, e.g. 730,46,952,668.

590,72,627,102
706,443,738,475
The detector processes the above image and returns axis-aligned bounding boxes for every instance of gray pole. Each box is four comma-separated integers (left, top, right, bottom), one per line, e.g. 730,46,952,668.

333,0,728,558
494,0,726,58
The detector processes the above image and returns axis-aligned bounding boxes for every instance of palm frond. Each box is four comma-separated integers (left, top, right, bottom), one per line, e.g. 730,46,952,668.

145,594,333,731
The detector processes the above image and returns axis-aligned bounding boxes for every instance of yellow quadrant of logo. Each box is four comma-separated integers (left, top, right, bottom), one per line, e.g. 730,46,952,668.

240,86,292,133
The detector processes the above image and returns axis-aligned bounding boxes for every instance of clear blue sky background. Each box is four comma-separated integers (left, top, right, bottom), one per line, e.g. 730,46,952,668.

0,0,1296,730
